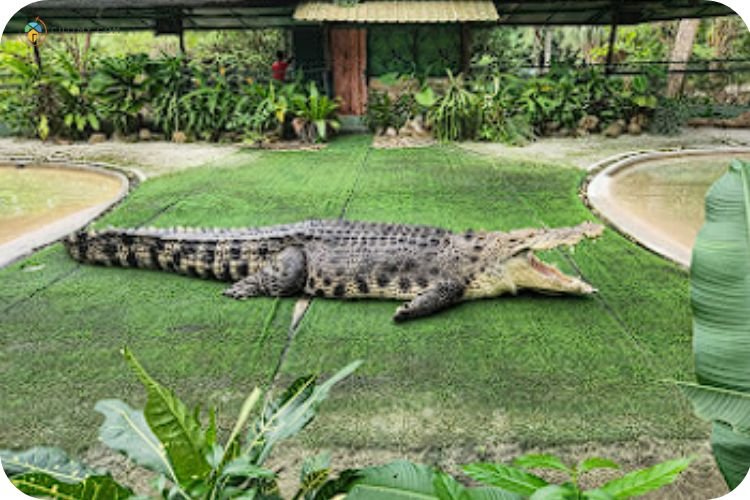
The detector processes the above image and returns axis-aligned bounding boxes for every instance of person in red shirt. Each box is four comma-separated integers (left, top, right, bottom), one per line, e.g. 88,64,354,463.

271,50,293,82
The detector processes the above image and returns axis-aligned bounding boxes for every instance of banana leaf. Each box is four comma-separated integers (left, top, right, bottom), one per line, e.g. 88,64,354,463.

681,159,750,489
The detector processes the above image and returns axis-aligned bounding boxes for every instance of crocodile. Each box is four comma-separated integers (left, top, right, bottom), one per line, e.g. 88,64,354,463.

65,219,604,321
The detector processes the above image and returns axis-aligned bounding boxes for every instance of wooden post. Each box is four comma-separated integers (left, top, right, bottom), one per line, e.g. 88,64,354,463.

605,17,618,74
33,44,42,71
179,29,186,54
461,23,472,75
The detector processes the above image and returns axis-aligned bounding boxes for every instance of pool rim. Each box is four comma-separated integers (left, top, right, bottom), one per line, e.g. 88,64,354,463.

584,146,750,268
0,157,134,268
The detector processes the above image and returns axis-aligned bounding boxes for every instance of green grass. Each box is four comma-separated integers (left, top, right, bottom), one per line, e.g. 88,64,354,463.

0,135,703,456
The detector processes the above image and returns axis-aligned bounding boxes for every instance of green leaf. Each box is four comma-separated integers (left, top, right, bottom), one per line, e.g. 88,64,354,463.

688,159,750,489
513,454,571,473
94,399,174,479
11,473,133,499
578,458,620,474
462,488,522,500
678,382,750,435
64,113,74,128
123,347,211,484
346,460,442,499
712,421,750,491
529,484,577,500
463,463,548,496
582,489,615,500
221,456,275,479
598,458,692,499
225,387,261,461
0,447,97,483
87,113,100,131
248,360,361,464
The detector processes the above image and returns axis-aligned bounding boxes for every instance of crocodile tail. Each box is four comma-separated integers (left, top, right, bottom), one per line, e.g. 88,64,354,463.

64,228,163,270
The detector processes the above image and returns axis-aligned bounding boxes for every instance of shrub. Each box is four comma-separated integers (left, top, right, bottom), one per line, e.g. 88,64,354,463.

0,347,361,499
291,81,340,143
88,54,150,136
428,70,481,141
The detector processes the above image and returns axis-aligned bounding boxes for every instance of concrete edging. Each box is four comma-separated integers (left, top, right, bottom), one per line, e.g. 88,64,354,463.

0,157,134,269
584,146,750,268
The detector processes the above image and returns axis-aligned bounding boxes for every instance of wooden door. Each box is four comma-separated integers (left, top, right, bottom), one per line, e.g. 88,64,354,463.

330,27,367,115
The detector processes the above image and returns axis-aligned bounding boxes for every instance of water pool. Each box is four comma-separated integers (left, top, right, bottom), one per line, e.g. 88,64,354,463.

0,163,127,266
588,150,750,266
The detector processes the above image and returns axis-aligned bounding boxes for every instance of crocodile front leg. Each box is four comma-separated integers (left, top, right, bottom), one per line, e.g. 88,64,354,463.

393,281,465,322
223,246,307,299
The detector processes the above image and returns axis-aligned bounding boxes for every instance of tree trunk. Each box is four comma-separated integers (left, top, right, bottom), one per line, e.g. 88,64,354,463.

666,19,700,98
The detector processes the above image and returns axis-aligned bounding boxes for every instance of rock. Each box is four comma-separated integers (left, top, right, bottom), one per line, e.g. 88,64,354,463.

631,113,649,128
603,122,624,138
88,133,107,144
556,127,572,138
291,117,306,138
544,121,561,135
408,118,427,136
54,137,72,145
172,131,187,143
575,128,589,138
627,122,642,135
398,125,413,137
385,127,397,137
138,128,152,141
578,114,599,132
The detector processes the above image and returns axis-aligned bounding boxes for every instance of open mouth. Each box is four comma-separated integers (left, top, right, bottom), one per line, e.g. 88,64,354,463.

528,252,572,282
526,252,596,294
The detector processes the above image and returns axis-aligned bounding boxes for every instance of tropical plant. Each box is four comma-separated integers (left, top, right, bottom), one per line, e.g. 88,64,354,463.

649,98,688,136
292,82,340,143
145,55,193,138
88,54,149,135
23,48,101,141
678,159,750,490
0,41,39,138
428,70,481,141
179,68,237,142
463,453,693,499
473,73,533,145
1,347,362,499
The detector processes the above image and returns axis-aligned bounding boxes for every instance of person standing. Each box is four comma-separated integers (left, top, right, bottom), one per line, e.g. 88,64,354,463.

272,50,293,82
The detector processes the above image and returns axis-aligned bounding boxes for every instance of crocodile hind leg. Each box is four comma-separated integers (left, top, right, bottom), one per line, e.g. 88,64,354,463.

223,247,307,299
393,281,465,322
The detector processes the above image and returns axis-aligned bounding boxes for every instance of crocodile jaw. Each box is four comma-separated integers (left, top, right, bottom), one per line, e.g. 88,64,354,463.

508,252,596,295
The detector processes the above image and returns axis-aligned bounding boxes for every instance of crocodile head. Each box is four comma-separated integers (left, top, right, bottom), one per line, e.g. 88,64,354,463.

466,222,603,298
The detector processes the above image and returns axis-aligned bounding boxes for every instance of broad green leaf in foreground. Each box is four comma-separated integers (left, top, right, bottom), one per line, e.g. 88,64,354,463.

11,472,133,499
463,463,548,496
0,446,97,484
578,458,620,474
513,454,571,473
686,159,750,489
598,458,693,499
677,382,750,435
344,460,439,499
123,347,211,484
94,399,174,479
249,360,362,464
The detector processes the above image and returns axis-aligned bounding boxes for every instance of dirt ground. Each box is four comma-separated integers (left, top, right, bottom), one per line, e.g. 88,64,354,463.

461,126,750,169
0,137,246,178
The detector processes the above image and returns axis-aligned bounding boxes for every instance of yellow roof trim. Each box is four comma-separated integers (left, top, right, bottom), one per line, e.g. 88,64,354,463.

293,0,499,23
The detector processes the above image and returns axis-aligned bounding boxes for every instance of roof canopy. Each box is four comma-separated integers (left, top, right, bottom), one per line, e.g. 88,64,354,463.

294,0,499,23
4,0,736,33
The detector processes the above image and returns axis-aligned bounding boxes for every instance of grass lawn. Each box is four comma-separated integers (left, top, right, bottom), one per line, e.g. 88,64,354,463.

0,135,703,457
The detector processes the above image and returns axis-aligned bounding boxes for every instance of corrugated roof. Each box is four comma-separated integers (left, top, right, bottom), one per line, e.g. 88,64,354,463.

293,0,499,23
